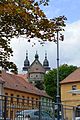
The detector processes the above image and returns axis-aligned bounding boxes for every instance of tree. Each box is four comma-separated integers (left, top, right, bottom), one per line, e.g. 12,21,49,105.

0,0,67,73
44,64,77,101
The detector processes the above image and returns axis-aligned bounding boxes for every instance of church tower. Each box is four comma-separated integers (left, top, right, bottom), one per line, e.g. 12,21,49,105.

22,51,30,71
22,51,50,84
43,52,50,71
28,51,45,83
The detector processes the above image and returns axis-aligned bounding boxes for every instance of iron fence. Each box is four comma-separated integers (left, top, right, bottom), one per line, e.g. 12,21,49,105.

0,95,80,120
0,95,54,120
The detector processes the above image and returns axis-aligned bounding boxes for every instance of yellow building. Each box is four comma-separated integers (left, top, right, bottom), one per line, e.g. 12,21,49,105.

0,70,52,119
60,68,80,120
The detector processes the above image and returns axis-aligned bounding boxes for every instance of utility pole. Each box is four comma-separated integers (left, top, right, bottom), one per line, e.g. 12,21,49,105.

54,29,64,120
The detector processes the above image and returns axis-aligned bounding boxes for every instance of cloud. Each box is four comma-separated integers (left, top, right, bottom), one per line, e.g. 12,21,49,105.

10,20,80,73
60,20,80,66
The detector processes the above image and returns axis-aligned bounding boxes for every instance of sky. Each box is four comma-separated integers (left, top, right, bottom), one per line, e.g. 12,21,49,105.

10,0,80,73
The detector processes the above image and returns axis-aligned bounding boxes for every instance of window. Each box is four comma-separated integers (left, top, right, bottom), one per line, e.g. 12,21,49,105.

36,75,38,77
36,68,38,70
5,93,8,95
72,85,76,90
76,105,80,117
72,85,77,95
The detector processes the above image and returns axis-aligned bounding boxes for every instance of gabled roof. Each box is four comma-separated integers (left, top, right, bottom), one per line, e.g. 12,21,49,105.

1,71,50,98
60,68,80,84
28,59,45,73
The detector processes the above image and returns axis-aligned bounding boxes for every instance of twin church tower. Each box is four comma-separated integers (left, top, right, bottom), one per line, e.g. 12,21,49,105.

22,51,50,83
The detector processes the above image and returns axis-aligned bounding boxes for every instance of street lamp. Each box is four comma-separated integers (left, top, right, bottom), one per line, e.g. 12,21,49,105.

54,29,64,120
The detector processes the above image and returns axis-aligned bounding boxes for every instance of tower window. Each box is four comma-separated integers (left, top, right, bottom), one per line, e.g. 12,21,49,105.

36,68,38,70
36,75,38,77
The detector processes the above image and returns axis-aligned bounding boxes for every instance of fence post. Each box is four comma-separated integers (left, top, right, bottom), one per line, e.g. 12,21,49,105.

52,102,55,120
72,106,76,120
4,96,7,120
61,103,64,120
39,100,41,120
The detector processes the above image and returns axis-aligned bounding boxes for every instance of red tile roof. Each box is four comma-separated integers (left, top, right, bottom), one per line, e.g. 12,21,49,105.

1,71,50,98
60,68,80,84
17,74,28,82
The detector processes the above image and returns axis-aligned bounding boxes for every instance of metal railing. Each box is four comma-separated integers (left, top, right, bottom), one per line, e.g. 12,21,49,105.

0,95,79,120
0,95,54,120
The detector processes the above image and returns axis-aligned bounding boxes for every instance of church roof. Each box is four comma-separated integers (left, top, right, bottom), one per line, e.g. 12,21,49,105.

60,68,80,84
28,59,45,73
28,51,45,73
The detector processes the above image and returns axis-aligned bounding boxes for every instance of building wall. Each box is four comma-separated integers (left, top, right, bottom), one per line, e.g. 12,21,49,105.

61,82,80,120
61,82,80,103
0,84,4,95
4,88,39,100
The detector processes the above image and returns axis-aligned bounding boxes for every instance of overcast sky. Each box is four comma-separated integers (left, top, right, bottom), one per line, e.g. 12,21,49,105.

10,0,80,73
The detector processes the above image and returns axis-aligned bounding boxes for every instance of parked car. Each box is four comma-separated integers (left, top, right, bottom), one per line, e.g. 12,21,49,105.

15,109,53,120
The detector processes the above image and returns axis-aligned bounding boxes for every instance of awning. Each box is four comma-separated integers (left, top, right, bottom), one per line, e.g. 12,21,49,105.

68,89,80,94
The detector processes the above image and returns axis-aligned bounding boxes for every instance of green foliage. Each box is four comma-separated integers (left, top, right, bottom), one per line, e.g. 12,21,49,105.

0,0,66,73
44,64,77,101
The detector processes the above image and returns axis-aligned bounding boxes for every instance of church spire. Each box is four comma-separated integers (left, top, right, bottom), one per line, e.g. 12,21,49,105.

45,51,47,59
35,51,39,60
43,51,50,71
26,50,28,59
23,50,30,71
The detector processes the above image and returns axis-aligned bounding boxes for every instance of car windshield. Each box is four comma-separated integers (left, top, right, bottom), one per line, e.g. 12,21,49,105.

16,109,52,119
16,109,38,116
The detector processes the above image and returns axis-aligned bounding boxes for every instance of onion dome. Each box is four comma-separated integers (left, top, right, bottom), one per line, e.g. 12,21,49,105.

23,51,30,71
35,51,39,60
43,52,50,71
